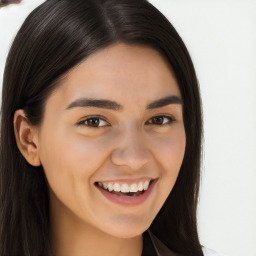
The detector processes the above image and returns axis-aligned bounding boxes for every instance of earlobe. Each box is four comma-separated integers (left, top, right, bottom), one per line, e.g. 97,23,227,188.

13,109,41,167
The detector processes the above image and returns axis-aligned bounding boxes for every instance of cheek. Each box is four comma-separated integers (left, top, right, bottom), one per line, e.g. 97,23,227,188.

152,130,186,178
39,129,112,182
146,129,186,215
66,134,114,174
168,135,186,166
38,130,114,217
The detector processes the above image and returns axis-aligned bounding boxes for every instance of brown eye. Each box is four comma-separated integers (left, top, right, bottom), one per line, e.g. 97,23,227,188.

86,118,100,127
152,116,164,125
147,115,174,126
77,117,109,128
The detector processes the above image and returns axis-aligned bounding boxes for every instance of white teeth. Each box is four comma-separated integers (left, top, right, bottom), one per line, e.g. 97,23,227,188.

138,182,144,191
97,180,152,193
121,184,129,193
107,183,113,191
130,184,138,193
113,183,121,192
143,180,150,190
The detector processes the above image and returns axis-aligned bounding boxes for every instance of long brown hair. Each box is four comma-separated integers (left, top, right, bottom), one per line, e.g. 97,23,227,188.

0,0,203,255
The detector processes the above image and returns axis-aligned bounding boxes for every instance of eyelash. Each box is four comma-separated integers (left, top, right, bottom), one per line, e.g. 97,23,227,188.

76,115,175,128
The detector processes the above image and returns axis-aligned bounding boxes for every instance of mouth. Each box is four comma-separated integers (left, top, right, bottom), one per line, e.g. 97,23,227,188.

94,178,158,205
95,179,154,197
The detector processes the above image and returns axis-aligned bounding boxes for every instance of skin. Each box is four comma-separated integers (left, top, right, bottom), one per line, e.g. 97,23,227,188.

14,43,186,256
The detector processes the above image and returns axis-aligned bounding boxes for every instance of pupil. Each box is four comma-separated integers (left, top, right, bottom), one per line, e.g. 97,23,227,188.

153,116,163,125
88,118,99,127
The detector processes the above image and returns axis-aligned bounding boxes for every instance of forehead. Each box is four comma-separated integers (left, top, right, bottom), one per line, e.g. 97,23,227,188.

46,43,181,110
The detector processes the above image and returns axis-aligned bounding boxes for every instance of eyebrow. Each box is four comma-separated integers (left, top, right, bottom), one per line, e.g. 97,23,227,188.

147,95,182,109
65,95,182,111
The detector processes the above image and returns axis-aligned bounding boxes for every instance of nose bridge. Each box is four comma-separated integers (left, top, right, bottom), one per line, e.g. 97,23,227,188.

110,123,151,170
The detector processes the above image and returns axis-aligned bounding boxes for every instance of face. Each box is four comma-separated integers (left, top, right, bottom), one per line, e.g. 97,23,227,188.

36,43,186,238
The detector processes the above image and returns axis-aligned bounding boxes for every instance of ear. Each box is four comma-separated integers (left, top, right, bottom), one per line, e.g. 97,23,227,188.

13,109,41,167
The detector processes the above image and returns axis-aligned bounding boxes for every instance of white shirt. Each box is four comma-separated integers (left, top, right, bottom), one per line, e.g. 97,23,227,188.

203,247,229,256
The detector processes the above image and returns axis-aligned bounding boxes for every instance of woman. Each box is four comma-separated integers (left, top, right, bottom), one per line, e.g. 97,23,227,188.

0,0,221,255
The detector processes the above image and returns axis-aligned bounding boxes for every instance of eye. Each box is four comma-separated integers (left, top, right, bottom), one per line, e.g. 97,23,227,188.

77,116,109,128
146,115,175,126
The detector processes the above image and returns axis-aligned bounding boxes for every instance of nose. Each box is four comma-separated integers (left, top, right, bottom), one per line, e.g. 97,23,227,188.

110,126,152,171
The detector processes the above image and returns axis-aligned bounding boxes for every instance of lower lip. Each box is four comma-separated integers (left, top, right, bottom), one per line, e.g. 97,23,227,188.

95,179,158,206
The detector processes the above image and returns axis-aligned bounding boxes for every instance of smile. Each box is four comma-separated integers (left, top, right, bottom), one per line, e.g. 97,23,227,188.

96,180,151,196
95,178,158,205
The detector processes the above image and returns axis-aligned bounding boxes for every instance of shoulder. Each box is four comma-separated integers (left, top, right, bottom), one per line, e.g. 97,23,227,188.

202,247,229,256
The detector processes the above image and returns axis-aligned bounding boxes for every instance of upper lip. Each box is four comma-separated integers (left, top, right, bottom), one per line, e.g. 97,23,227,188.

95,177,157,185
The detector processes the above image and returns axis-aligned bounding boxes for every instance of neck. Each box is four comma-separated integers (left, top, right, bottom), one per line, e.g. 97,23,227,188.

49,194,143,256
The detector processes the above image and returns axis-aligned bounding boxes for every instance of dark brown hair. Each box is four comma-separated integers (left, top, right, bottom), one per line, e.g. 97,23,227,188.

0,0,203,255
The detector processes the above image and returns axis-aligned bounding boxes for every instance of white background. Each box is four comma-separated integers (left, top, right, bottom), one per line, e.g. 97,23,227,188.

1,1,255,256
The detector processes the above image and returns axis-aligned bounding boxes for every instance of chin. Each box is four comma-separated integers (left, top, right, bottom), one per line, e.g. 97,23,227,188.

106,228,146,239
100,218,151,239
